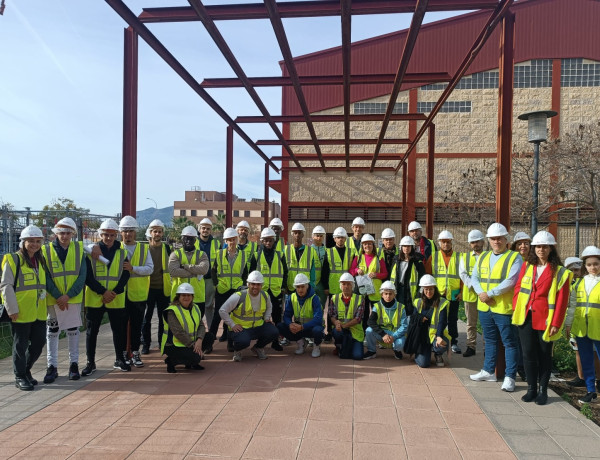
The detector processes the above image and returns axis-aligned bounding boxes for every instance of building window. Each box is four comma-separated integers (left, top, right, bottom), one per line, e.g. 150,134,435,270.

417,101,471,113
207,210,213,217
218,210,224,216
562,58,600,87
261,211,264,217
353,102,408,114
244,210,250,217
191,210,197,217
514,59,552,88
233,210,239,217
179,210,186,216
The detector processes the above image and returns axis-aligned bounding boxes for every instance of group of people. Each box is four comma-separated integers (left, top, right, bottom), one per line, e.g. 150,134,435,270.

1,215,599,408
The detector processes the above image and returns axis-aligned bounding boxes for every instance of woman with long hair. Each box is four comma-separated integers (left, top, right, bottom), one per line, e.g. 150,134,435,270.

511,232,532,259
390,236,425,316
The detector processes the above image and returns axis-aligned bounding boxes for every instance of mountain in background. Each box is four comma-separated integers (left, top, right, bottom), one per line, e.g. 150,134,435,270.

136,206,174,227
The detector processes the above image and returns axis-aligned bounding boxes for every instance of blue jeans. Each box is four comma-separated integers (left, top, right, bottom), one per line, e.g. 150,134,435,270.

277,322,324,345
332,329,363,360
479,310,518,379
228,322,279,351
365,327,404,352
576,336,600,393
415,337,448,368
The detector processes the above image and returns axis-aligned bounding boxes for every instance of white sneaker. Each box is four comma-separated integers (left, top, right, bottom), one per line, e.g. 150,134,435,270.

470,369,497,382
311,345,321,358
295,339,306,355
501,376,515,392
232,351,242,362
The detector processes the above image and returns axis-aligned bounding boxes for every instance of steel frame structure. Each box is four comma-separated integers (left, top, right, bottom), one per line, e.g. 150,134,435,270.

107,0,515,236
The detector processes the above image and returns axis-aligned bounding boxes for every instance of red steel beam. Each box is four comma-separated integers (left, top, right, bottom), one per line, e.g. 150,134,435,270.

264,163,270,229
257,138,411,146
370,0,428,171
282,166,396,172
122,27,138,217
341,0,351,172
426,124,435,239
226,126,233,229
271,153,402,161
236,114,427,123
394,0,515,174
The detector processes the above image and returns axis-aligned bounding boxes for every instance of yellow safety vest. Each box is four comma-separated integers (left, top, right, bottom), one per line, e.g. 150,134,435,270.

239,241,257,270
285,245,313,291
460,252,479,303
194,237,221,267
160,302,203,353
312,245,326,285
377,246,399,259
85,248,127,309
1,253,47,323
216,249,246,294
158,243,171,297
326,246,354,294
291,292,316,325
171,249,206,303
571,278,600,341
432,251,461,299
476,250,520,314
373,301,403,331
345,236,361,254
43,241,84,305
390,259,420,303
357,252,385,301
331,293,364,342
257,249,284,297
230,290,268,328
275,238,285,254
414,297,451,344
126,242,150,302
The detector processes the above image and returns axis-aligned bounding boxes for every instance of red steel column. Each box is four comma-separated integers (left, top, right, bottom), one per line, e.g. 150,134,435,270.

226,126,233,229
402,162,408,236
407,88,418,224
281,122,290,239
122,27,138,217
426,124,435,239
264,162,270,228
548,58,562,237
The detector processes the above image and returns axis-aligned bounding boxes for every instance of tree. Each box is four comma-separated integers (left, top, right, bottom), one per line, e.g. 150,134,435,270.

34,197,89,229
212,213,226,235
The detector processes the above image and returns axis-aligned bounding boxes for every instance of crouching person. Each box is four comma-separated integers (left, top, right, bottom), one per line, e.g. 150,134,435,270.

219,271,279,362
329,273,365,360
364,281,408,360
161,283,205,373
278,273,324,358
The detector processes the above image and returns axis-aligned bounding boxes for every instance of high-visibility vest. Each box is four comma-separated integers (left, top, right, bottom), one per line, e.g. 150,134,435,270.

160,302,203,353
377,246,399,259
291,292,317,325
414,297,451,344
126,242,150,302
275,238,285,254
513,264,572,341
432,251,461,299
257,249,284,297
285,245,313,291
1,253,47,323
85,249,127,309
390,259,420,303
230,290,268,328
42,241,84,305
239,241,257,270
476,250,520,314
571,277,600,341
195,237,220,267
331,293,364,342
158,243,171,297
171,249,205,303
415,238,436,260
312,245,326,285
326,247,354,294
460,252,479,303
216,249,246,294
357,252,385,301
345,236,361,254
373,300,404,331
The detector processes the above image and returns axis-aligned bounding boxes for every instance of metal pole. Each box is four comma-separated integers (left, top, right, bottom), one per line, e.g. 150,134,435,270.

575,196,580,257
531,141,540,235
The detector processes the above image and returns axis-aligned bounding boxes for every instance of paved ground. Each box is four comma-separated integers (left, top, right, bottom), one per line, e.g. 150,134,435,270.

1,319,600,459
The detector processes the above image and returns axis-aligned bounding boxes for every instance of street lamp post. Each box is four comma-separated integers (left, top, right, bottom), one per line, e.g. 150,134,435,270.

518,110,558,236
146,197,158,209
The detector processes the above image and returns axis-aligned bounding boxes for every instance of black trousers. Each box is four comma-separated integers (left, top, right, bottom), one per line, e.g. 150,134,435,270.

142,288,170,348
86,306,127,363
209,289,235,336
164,345,202,367
228,322,280,351
447,299,459,346
11,320,46,378
362,298,374,332
126,298,147,352
518,311,553,388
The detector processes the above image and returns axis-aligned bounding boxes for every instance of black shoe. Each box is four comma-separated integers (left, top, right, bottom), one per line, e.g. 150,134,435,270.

81,362,96,377
535,386,548,405
203,345,213,355
43,365,58,384
141,344,150,355
517,367,527,382
393,350,403,360
323,334,332,344
596,380,600,393
25,370,38,386
69,362,80,381
579,392,598,404
165,358,176,374
113,359,131,372
227,342,235,352
567,376,586,388
363,351,377,360
185,363,205,370
15,377,34,391
521,386,538,403
271,342,283,352
462,347,476,357
218,334,228,342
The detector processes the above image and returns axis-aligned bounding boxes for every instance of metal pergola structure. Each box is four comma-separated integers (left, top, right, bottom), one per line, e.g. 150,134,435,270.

106,0,515,238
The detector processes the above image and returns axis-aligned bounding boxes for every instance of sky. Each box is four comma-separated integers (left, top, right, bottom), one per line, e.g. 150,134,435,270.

0,0,465,216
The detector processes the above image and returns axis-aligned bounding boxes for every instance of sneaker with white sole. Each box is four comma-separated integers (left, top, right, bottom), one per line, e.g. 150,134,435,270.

123,351,132,366
363,350,377,360
579,392,598,404
251,345,268,360
132,351,144,367
435,354,444,367
295,339,306,355
279,337,290,346
501,376,515,392
451,344,462,354
232,351,243,362
311,345,321,358
470,369,497,382
114,359,131,372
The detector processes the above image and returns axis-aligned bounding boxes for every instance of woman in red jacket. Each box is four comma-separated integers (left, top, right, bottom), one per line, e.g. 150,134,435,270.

512,231,572,405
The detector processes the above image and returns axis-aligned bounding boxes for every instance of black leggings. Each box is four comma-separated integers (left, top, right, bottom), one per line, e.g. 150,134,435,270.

518,312,553,388
86,306,127,363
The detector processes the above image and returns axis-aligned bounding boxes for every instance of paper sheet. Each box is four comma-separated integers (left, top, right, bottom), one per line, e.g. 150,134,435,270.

55,304,83,330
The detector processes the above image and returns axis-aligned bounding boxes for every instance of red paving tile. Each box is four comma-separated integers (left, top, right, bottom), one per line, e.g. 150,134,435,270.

450,427,514,453
243,435,301,460
253,416,306,438
297,438,353,460
136,428,200,454
303,419,353,442
353,441,408,459
397,408,448,428
189,431,252,458
353,422,404,445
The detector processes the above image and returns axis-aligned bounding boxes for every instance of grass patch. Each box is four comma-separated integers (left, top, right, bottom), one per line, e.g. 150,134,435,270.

581,403,595,420
457,302,483,334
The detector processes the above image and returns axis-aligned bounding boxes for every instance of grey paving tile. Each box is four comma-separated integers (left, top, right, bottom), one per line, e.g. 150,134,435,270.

534,416,598,436
477,399,529,416
552,435,600,458
502,432,567,456
487,413,544,433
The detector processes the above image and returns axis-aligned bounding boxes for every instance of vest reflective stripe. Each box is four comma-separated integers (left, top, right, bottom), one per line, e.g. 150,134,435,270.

286,245,313,291
195,238,221,267
390,260,419,302
332,293,364,342
476,250,519,314
460,252,479,303
216,249,246,294
345,236,360,254
127,242,150,302
85,249,126,309
374,301,402,330
327,247,353,294
230,290,268,328
171,249,205,303
1,253,47,323
358,252,384,301
160,303,202,353
275,238,285,254
415,298,451,343
291,293,316,324
432,251,461,298
377,246,399,261
313,245,326,285
239,242,257,269
43,241,84,305
571,279,600,341
160,244,171,297
258,250,284,297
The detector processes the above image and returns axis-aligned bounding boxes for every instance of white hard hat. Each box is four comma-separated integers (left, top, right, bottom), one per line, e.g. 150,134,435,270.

99,218,119,233
148,219,165,229
468,229,485,243
408,221,422,231
581,246,600,260
223,227,238,239
176,283,195,295
52,217,77,234
312,225,326,235
261,227,276,239
339,273,355,284
119,215,138,230
20,225,43,240
352,217,366,227
236,220,250,230
400,235,415,246
291,222,306,232
564,256,583,268
361,234,375,243
438,230,453,241
486,223,509,238
247,270,264,284
333,227,348,238
145,228,152,239
181,226,198,237
380,280,396,293
531,231,557,246
293,273,310,286
381,228,395,239
513,231,531,243
269,218,284,229
199,218,212,227
419,274,437,287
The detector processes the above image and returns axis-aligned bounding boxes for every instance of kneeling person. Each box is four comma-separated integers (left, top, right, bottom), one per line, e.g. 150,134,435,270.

278,274,324,358
329,273,365,360
364,281,408,360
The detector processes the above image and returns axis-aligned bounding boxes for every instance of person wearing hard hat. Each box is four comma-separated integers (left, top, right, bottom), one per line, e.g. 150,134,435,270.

195,217,221,329
285,223,316,294
328,272,365,360
278,273,324,358
364,281,408,360
512,231,572,402
141,219,172,355
378,228,398,281
431,230,462,355
390,235,425,315
1,225,57,390
407,221,437,274
161,283,205,373
346,217,365,254
233,220,257,269
82,219,132,374
470,223,523,388
511,232,532,259
458,229,485,358
311,225,328,308
219,270,278,361
565,246,600,404
41,217,87,383
269,218,286,254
